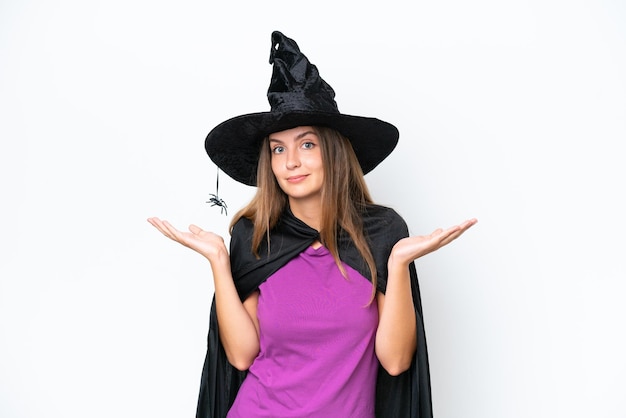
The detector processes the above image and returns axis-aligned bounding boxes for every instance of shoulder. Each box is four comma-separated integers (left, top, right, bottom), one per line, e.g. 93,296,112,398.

364,203,404,220
231,216,254,236
362,204,409,236
230,216,255,252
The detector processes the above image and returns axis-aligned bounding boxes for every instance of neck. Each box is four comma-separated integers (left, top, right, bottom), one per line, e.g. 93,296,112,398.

288,198,322,231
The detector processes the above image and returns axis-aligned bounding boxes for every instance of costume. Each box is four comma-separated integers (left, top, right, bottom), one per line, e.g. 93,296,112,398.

197,30,434,417
195,205,433,418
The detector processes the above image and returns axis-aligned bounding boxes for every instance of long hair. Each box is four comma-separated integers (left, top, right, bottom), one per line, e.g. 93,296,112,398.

230,126,378,299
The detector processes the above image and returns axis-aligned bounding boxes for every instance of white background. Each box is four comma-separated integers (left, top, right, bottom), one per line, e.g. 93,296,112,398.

1,1,625,417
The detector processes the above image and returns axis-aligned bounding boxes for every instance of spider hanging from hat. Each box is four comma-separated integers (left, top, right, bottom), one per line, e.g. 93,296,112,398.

207,168,228,215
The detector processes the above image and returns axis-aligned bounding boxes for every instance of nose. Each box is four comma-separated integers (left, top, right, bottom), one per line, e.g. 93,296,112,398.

285,148,300,169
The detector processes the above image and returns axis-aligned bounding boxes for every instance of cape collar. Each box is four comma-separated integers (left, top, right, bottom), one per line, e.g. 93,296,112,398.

229,205,405,300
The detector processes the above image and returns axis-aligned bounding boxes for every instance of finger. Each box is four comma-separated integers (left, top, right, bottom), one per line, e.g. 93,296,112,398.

425,223,466,248
434,225,461,242
438,223,475,247
189,224,203,235
439,218,476,239
147,217,175,239
430,228,445,237
147,217,162,227
460,218,478,229
157,220,190,244
449,219,477,238
161,220,183,237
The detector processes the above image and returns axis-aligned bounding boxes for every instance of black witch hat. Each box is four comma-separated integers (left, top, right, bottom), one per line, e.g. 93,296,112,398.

205,31,399,187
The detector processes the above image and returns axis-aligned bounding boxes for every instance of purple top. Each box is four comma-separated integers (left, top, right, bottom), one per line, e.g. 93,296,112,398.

227,245,379,417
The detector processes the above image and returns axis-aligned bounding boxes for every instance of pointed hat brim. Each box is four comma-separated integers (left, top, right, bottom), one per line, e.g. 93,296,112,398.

205,110,398,186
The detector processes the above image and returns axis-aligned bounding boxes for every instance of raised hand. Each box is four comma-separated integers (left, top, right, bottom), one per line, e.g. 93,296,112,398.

147,217,229,264
390,218,478,266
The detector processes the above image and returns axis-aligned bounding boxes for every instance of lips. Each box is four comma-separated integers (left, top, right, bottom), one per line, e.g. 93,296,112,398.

287,174,308,183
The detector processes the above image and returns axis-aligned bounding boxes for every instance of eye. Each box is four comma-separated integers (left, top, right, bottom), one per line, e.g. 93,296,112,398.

272,145,285,154
302,141,316,150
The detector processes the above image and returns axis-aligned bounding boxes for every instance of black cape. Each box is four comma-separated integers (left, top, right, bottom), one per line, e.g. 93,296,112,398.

195,205,433,417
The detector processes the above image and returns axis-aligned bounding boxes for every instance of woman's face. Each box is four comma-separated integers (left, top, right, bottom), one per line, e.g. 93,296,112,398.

269,126,324,205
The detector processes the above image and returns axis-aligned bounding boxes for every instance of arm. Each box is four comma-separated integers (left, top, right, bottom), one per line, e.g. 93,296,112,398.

147,217,260,370
210,247,261,371
375,217,478,375
375,263,417,376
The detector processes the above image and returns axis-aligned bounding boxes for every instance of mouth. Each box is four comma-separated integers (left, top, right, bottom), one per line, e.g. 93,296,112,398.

287,174,308,183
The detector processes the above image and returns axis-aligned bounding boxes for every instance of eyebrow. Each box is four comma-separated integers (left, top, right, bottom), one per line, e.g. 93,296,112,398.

268,130,317,143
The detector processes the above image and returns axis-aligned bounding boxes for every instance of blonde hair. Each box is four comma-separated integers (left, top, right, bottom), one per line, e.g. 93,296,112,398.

230,126,378,300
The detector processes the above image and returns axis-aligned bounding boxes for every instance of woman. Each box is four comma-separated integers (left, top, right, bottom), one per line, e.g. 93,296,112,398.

148,32,476,417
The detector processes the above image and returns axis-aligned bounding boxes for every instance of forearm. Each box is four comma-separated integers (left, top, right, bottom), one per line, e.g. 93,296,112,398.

210,253,260,370
375,257,417,376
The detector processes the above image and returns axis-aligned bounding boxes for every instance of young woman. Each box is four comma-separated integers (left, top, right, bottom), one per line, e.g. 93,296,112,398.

148,32,476,418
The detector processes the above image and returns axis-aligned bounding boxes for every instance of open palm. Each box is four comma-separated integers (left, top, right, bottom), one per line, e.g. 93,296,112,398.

147,217,228,262
391,218,478,265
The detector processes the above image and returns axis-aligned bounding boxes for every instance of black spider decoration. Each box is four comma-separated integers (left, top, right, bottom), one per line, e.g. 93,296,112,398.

207,169,228,215
207,193,228,215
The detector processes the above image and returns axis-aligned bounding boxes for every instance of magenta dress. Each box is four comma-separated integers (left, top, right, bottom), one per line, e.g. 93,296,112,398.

227,245,379,417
